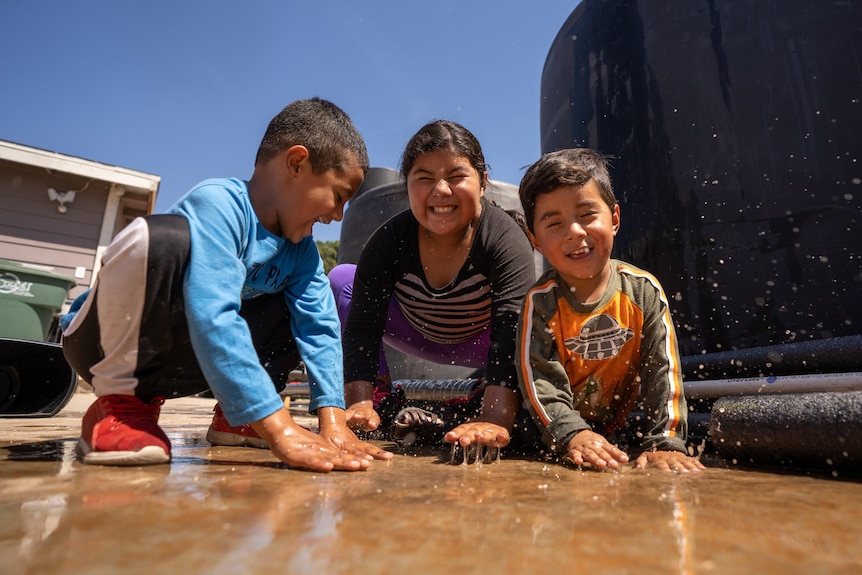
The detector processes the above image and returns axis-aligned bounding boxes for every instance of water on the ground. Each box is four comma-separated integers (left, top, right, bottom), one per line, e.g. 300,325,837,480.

1,394,860,575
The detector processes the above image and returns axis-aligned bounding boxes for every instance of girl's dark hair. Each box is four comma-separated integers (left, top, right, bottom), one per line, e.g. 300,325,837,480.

399,120,487,185
255,97,369,175
519,148,616,233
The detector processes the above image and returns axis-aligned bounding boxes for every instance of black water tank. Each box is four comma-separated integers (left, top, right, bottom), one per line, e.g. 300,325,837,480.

541,0,862,356
338,168,407,265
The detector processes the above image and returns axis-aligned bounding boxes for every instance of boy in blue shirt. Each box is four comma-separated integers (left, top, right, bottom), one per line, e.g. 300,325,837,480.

61,98,392,472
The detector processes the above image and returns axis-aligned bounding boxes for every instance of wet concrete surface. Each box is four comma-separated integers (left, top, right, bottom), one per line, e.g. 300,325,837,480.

1,392,861,575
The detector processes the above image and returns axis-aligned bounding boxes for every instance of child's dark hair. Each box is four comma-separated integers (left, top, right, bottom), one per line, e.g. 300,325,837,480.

519,148,616,234
399,120,488,186
255,97,370,176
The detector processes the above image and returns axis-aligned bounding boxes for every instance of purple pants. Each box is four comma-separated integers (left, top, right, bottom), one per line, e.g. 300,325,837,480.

328,264,489,376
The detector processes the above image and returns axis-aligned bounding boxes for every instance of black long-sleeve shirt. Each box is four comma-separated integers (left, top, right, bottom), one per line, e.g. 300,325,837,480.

343,198,536,388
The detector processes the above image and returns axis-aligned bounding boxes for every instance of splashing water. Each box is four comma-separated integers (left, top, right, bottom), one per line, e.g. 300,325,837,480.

449,443,501,466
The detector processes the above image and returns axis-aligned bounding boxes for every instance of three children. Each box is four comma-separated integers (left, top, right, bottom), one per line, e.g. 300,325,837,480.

60,95,701,473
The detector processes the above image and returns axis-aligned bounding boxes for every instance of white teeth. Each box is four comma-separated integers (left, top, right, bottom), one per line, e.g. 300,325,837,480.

571,247,591,256
431,206,455,214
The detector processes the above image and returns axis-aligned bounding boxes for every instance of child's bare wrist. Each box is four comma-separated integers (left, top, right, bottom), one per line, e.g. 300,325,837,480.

347,399,373,410
345,380,374,406
317,406,348,432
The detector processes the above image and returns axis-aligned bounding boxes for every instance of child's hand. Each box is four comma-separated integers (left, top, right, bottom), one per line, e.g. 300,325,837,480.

444,420,511,448
345,400,380,432
444,385,517,449
318,407,393,461
251,408,372,472
565,429,629,470
635,450,705,473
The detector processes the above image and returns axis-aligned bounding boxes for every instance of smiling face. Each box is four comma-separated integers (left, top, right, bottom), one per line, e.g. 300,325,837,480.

276,148,365,244
406,149,485,238
529,181,620,301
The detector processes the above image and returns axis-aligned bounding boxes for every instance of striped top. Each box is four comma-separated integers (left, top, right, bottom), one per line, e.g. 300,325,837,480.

394,272,491,344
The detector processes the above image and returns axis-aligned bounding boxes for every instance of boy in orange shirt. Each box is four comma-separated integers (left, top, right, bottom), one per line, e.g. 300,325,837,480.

516,149,704,472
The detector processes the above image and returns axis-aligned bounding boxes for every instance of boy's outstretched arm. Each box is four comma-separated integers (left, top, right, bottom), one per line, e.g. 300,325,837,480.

633,276,705,473
317,406,393,461
444,385,519,449
251,408,373,472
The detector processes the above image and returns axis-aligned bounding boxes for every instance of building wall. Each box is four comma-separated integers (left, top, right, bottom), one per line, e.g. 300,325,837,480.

0,159,108,304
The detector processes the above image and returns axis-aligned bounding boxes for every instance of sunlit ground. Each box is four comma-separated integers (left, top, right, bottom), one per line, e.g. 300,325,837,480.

1,393,860,575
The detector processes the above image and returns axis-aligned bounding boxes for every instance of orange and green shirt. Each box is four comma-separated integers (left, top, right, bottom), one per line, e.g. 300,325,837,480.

516,260,688,454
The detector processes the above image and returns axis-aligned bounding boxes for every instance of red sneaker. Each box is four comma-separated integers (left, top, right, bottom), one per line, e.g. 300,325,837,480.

77,395,171,466
205,403,268,449
372,376,393,408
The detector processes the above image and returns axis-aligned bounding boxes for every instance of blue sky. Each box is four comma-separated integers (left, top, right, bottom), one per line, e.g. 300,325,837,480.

1,1,578,242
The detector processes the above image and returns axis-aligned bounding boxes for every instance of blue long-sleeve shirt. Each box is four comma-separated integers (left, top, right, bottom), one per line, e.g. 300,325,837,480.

166,178,344,424
62,177,343,425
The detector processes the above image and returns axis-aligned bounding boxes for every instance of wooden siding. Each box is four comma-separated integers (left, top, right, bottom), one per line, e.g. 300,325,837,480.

0,160,107,304
0,141,159,326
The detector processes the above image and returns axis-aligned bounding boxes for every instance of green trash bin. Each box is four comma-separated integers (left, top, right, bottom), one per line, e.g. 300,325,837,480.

0,259,76,342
